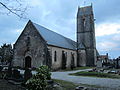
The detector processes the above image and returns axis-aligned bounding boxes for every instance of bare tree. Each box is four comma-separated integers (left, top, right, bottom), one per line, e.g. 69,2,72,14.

0,0,29,19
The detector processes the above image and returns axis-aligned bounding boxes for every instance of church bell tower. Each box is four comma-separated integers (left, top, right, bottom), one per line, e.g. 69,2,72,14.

77,5,96,66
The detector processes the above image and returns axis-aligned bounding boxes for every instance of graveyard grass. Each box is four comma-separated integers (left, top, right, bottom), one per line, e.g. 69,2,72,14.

53,79,77,90
59,66,94,71
69,71,120,79
53,79,107,89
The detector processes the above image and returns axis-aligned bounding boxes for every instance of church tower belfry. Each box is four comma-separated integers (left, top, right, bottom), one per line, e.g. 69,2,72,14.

77,5,96,66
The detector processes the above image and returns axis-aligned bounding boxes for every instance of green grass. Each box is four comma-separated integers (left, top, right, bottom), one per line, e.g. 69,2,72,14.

59,66,94,71
53,79,78,90
52,79,108,90
70,71,120,79
74,67,94,70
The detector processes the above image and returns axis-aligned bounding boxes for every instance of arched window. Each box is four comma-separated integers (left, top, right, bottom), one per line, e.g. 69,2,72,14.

54,51,57,62
25,56,31,68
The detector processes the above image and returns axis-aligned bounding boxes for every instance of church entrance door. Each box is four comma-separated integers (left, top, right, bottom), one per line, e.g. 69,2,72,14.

25,56,31,68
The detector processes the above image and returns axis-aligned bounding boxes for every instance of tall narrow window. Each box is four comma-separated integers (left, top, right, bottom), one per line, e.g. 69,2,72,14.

62,51,66,69
65,52,67,62
83,18,85,27
54,51,57,62
26,37,30,51
71,53,75,69
27,37,30,46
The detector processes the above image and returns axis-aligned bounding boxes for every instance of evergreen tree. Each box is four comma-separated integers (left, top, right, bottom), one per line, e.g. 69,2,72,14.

0,44,13,64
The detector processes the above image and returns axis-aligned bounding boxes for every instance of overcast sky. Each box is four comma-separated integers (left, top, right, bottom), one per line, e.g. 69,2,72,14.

0,0,120,59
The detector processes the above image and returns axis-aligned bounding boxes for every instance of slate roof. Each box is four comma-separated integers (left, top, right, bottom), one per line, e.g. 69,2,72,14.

32,22,85,50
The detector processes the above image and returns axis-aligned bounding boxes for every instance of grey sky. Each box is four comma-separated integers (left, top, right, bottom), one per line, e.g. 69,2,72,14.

0,0,120,58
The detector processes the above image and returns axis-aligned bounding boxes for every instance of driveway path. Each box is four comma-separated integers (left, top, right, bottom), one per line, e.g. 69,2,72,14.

51,69,120,89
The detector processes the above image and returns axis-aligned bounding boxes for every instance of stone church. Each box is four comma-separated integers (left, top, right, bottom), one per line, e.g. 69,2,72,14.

13,5,97,70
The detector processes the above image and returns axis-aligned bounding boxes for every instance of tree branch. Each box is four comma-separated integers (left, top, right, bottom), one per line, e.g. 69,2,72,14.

0,1,27,19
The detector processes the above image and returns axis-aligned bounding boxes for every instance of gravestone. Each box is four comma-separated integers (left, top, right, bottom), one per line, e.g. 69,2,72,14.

7,66,12,78
24,68,32,82
13,69,20,79
0,66,3,71
12,69,23,82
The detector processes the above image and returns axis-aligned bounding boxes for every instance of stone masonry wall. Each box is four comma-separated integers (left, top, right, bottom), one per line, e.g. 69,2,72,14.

13,21,47,68
78,50,86,66
77,6,97,66
48,46,77,70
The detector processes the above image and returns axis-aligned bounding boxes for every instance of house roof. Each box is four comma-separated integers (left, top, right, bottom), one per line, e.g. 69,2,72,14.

98,55,108,59
32,22,85,50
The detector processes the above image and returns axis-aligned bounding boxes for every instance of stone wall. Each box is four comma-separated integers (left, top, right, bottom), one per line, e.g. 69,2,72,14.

48,45,77,70
78,50,86,66
77,6,97,66
13,21,47,68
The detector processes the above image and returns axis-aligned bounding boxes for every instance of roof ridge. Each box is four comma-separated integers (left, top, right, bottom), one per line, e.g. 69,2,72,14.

31,21,77,50
33,22,76,43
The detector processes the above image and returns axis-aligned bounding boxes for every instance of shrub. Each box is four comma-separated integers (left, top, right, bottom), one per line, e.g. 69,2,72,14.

26,65,51,90
26,73,47,90
36,65,51,80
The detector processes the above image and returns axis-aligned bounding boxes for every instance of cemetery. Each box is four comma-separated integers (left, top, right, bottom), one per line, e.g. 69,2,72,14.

0,2,120,89
0,43,120,90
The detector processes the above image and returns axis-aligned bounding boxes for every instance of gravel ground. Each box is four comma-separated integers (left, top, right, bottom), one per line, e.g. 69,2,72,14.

51,69,120,89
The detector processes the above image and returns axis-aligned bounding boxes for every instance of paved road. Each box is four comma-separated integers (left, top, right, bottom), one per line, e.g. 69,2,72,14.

51,69,120,89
